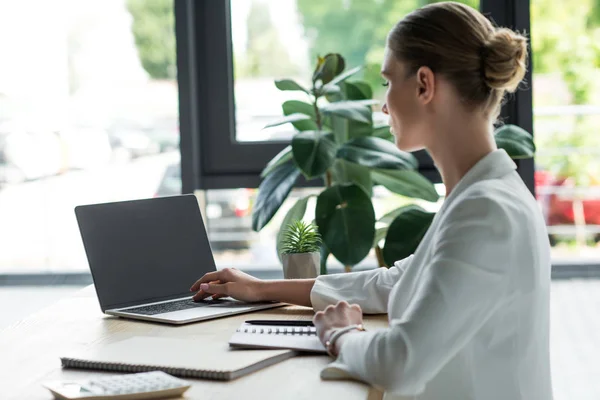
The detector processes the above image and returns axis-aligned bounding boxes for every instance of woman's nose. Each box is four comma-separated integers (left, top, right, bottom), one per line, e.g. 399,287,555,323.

382,103,389,115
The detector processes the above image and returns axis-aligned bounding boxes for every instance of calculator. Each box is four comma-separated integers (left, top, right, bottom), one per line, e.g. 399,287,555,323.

43,371,191,400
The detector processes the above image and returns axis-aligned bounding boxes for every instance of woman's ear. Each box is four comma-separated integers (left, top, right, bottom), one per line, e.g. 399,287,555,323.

416,66,435,105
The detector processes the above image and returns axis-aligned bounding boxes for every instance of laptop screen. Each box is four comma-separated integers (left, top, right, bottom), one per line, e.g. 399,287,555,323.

75,194,216,311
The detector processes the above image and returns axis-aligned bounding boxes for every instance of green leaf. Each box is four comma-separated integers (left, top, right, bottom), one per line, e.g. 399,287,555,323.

372,125,394,141
261,145,293,178
328,65,363,86
321,101,372,124
372,169,440,202
337,137,418,170
282,100,315,117
319,85,342,96
383,208,435,265
494,124,536,159
330,115,349,144
320,70,371,101
373,227,388,247
316,184,375,266
331,115,373,143
275,79,309,93
348,120,373,140
276,196,310,261
319,67,368,104
324,89,344,103
329,84,374,141
264,113,311,129
378,204,426,225
282,100,318,131
352,99,380,106
331,159,372,197
281,220,322,254
292,131,337,179
252,160,300,232
313,53,345,85
344,81,373,100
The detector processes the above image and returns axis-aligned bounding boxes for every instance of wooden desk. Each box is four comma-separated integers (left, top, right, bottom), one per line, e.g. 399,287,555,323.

0,286,387,400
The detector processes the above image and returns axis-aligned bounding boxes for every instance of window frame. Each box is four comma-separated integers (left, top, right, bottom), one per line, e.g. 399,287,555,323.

481,0,535,195
176,0,533,193
175,0,449,191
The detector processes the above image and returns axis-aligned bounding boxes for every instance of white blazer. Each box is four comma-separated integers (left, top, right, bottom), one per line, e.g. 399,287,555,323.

311,150,553,400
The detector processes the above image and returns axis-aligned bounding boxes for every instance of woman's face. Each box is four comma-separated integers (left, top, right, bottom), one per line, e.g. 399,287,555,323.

381,48,431,152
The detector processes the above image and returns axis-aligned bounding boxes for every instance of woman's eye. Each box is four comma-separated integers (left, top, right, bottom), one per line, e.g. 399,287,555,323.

382,81,389,87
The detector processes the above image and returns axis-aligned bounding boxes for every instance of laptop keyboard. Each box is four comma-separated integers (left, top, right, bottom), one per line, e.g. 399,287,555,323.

122,298,251,316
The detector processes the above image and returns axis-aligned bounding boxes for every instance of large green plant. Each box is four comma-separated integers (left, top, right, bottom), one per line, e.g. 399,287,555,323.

252,53,535,273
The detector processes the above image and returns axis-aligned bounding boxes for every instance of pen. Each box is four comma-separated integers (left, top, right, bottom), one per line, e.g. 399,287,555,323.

245,320,314,326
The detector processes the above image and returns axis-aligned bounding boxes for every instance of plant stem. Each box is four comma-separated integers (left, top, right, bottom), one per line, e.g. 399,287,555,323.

311,88,323,131
325,170,332,188
375,245,387,268
314,101,322,131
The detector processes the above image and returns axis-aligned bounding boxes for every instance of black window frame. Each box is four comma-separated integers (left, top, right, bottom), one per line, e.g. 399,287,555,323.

481,0,535,195
176,0,533,194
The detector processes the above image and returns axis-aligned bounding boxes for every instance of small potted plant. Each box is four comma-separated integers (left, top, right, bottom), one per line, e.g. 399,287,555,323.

280,220,321,279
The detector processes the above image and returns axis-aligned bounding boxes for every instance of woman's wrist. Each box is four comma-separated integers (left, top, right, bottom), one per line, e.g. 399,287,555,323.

258,279,315,307
325,324,366,357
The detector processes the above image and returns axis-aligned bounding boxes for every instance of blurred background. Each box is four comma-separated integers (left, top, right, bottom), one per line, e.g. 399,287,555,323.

1,0,600,274
0,1,599,397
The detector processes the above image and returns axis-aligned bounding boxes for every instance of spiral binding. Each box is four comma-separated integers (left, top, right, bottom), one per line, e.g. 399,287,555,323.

61,358,228,380
236,325,317,336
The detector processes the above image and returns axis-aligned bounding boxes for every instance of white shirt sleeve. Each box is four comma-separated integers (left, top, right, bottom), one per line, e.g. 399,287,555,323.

310,255,414,314
322,194,513,395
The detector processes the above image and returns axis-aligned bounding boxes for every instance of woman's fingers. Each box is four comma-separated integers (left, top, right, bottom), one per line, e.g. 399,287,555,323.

191,280,221,302
190,268,238,292
199,282,230,295
190,271,222,291
192,283,230,301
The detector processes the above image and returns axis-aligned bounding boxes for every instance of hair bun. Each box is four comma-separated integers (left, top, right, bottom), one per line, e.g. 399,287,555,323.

482,28,528,92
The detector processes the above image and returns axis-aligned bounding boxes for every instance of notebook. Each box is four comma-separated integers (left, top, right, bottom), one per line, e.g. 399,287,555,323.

60,336,295,381
229,320,327,353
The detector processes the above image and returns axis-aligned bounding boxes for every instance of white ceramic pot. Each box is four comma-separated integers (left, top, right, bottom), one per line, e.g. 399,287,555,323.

281,252,320,279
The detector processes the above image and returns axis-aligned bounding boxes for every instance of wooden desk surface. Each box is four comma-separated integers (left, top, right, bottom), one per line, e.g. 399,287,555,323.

0,286,388,400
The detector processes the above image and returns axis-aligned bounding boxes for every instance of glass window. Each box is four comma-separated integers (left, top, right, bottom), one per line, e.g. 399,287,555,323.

531,0,600,263
0,0,179,273
224,0,477,272
230,0,480,142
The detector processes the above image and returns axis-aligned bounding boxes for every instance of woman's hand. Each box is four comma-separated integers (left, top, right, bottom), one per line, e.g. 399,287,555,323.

190,268,265,303
313,301,364,355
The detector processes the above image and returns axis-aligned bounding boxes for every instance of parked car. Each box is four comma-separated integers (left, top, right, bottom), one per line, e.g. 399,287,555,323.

144,116,179,152
107,117,179,160
155,163,255,250
0,122,63,184
535,169,600,243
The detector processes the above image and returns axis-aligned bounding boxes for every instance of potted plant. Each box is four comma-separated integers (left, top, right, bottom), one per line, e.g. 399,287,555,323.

252,53,535,274
280,220,322,279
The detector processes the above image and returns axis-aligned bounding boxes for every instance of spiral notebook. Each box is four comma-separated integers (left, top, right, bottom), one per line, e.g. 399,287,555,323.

60,336,295,381
229,320,327,353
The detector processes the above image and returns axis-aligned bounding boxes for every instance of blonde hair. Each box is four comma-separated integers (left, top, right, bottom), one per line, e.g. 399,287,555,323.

387,1,528,120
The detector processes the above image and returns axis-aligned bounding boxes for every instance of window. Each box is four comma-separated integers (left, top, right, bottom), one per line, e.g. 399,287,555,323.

230,0,481,142
0,0,179,274
186,0,478,270
178,0,480,190
531,0,600,264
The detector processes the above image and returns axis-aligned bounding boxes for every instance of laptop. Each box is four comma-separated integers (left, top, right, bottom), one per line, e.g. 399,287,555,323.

75,194,284,325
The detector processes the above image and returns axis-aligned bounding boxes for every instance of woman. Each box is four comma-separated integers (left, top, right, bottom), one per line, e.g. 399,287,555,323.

190,2,552,399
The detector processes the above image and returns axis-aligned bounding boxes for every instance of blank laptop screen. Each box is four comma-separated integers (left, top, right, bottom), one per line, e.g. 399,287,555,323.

75,195,216,311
